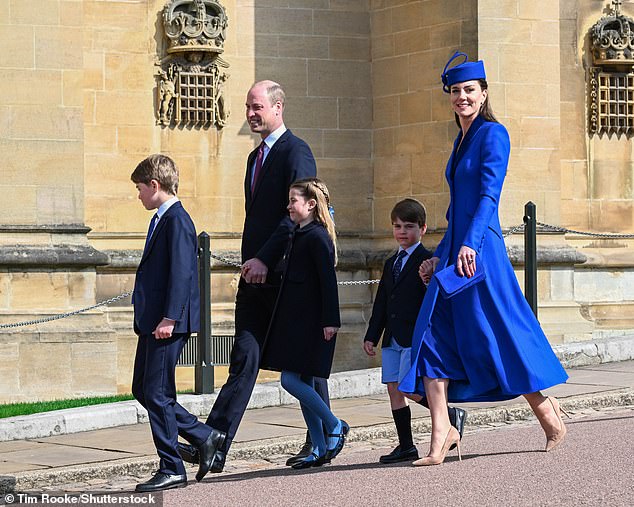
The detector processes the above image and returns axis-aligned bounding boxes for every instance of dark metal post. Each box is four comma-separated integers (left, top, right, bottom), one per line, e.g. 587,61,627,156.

195,232,214,394
523,202,538,318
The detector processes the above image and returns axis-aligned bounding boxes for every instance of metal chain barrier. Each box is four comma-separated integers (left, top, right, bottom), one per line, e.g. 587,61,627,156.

536,221,634,239
0,291,133,330
2,219,630,329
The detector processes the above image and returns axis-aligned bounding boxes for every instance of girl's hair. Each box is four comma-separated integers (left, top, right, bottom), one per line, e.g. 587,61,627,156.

290,177,338,265
453,78,498,128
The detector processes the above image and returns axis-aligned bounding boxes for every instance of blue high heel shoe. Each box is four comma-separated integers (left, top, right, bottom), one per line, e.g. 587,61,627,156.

325,419,349,461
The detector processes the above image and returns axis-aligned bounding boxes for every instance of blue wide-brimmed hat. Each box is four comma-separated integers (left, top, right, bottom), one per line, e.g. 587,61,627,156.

441,51,486,93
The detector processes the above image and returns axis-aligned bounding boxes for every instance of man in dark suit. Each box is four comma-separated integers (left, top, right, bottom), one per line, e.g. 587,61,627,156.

363,199,467,464
130,154,223,492
179,80,330,480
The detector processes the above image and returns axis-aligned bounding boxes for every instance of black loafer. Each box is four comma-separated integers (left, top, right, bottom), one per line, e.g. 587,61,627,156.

379,445,419,464
324,419,350,461
448,406,467,450
196,428,227,482
291,452,326,470
135,472,187,492
286,435,314,466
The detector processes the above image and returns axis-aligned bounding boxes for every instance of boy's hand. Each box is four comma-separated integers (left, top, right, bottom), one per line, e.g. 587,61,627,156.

242,258,268,284
323,327,339,341
363,340,376,356
153,318,175,339
419,256,440,285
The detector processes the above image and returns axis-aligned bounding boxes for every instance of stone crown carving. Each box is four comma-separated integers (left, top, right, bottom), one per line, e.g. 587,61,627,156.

156,0,230,129
163,0,228,55
590,0,634,68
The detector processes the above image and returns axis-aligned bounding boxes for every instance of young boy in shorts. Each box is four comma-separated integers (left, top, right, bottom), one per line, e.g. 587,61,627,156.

363,198,466,463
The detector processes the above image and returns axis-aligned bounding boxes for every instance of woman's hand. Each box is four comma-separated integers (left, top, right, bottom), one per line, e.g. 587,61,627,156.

323,327,339,341
456,245,477,278
419,257,440,285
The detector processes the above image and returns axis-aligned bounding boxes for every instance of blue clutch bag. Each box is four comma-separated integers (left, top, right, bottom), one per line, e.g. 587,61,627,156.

434,258,486,299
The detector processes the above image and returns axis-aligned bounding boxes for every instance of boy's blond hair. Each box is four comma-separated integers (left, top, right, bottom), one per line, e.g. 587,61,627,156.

131,154,179,195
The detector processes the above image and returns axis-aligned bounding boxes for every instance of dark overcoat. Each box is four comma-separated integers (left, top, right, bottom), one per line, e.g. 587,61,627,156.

261,221,340,378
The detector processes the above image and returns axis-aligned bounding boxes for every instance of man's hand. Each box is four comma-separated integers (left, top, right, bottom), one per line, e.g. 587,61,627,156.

153,318,175,339
323,327,339,341
242,258,268,284
363,340,376,356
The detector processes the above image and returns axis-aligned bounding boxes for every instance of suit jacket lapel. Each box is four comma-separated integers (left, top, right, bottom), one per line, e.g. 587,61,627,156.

140,202,181,264
393,244,423,289
244,147,258,211
249,130,290,208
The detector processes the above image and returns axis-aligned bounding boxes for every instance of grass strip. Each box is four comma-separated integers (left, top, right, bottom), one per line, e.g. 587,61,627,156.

0,391,193,419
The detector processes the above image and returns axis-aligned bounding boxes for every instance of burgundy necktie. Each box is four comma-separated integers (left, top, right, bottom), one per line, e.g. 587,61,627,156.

251,142,265,195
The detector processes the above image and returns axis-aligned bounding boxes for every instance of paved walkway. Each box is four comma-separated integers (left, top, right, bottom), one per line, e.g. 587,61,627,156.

1,361,633,494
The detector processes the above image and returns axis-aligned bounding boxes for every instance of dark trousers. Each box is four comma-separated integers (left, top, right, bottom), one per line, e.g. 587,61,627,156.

132,333,211,476
206,284,330,452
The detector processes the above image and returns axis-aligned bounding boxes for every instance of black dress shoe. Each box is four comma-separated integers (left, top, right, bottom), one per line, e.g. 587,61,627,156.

179,443,225,473
379,445,419,464
135,472,187,493
179,442,199,464
448,407,467,450
286,434,314,466
196,428,227,482
324,419,350,461
211,449,226,473
291,452,327,470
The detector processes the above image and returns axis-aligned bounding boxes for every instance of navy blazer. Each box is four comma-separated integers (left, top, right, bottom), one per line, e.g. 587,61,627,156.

364,243,432,349
241,129,317,275
132,201,200,335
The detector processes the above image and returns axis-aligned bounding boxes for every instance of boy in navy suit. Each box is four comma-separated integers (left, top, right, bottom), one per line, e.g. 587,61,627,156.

130,154,221,492
363,199,466,463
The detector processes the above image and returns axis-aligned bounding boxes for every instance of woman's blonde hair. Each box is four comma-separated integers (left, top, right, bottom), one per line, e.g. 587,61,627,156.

290,177,337,265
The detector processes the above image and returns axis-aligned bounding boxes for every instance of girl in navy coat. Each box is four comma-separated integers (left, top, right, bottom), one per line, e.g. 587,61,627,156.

400,53,569,466
261,178,348,469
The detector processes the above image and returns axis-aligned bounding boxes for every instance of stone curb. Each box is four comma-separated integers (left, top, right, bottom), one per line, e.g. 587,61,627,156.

0,336,633,443
0,368,385,443
3,388,632,494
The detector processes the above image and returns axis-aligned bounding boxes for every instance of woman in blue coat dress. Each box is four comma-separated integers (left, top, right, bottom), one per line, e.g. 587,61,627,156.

399,52,570,466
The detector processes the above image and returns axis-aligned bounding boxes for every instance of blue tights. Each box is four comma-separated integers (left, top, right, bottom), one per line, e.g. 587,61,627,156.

281,371,341,457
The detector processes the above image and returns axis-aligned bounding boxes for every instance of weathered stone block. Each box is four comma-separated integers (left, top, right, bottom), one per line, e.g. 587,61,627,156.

329,36,371,60
323,129,371,158
9,0,59,25
314,9,370,36
0,24,34,68
1,70,62,106
338,97,372,130
253,7,313,35
373,96,399,129
393,27,430,55
399,90,431,125
372,55,408,97
277,35,328,58
283,97,338,129
371,34,394,60
308,60,371,97
35,26,83,70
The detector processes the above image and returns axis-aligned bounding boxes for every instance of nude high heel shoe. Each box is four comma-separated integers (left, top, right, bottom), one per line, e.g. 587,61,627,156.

413,426,462,466
544,397,571,452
